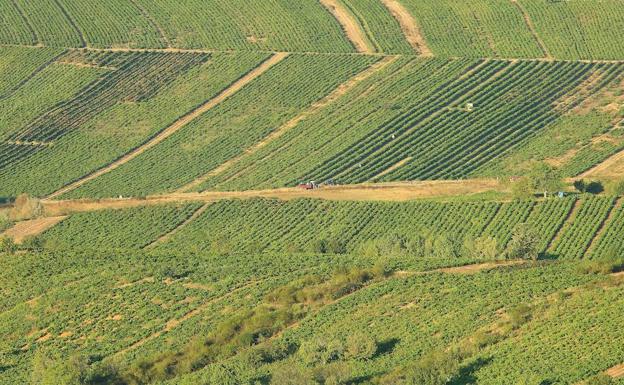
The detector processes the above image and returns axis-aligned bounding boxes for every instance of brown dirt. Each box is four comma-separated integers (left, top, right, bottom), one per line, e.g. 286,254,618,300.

47,53,288,199
379,0,433,56
1,216,67,243
607,364,624,378
41,179,505,216
178,55,399,192
143,203,211,248
319,0,374,54
510,0,552,59
580,149,624,179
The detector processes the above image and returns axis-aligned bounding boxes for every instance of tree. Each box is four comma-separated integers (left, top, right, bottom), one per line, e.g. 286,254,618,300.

529,163,563,198
506,224,541,261
511,177,534,200
344,332,377,360
573,179,587,193
469,235,499,260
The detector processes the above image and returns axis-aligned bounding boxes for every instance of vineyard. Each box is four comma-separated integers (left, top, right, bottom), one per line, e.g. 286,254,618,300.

203,59,624,191
2,2,624,385
32,196,621,263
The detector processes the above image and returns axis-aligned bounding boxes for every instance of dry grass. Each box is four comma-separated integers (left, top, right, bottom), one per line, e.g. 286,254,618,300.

1,216,67,243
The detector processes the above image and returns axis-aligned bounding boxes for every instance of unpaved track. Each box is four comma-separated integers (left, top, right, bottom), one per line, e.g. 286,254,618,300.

42,179,504,216
178,55,399,192
1,216,67,243
379,0,432,56
319,0,374,53
47,53,288,199
580,149,624,179
607,364,624,378
510,0,552,59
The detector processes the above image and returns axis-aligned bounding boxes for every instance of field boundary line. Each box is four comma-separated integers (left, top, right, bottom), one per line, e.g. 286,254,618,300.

319,0,375,54
579,148,624,179
127,0,171,48
546,198,581,253
51,0,86,48
143,203,210,249
177,55,399,192
510,0,552,60
46,52,288,199
585,197,622,256
41,179,506,216
0,50,66,100
112,280,259,358
1,216,67,244
379,0,433,56
10,0,39,46
370,156,412,181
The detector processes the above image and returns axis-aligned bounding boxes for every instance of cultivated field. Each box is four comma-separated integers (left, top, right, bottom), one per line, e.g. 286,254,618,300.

2,1,624,384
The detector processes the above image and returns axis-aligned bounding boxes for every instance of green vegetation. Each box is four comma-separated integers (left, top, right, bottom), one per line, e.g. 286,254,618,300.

3,3,624,385
0,49,269,197
64,54,378,198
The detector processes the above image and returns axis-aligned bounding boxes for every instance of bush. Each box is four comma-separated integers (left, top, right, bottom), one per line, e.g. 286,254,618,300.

511,177,534,200
506,224,541,260
344,332,377,360
300,338,344,366
508,303,533,329
0,237,17,254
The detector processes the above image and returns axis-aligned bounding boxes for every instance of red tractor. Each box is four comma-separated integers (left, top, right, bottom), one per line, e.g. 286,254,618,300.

297,181,319,190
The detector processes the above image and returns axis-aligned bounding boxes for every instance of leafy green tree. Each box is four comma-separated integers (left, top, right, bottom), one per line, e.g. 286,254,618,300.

511,177,534,200
344,332,377,360
300,338,344,366
529,163,564,198
471,235,499,260
506,224,541,261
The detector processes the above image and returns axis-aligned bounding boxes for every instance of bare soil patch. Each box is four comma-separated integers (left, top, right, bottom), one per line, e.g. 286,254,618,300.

319,0,374,53
1,216,67,243
379,0,432,56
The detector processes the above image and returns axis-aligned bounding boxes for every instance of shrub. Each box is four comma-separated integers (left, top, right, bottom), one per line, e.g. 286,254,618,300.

0,237,17,254
506,224,541,260
344,332,377,360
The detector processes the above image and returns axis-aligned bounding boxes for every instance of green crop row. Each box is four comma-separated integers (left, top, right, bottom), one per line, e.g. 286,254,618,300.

63,54,378,198
0,49,268,197
549,196,616,259
35,197,586,260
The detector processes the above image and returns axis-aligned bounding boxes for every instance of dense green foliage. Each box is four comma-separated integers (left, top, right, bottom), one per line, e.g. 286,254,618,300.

0,48,268,197
64,54,378,198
